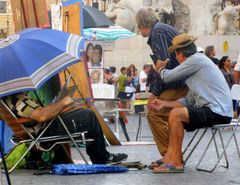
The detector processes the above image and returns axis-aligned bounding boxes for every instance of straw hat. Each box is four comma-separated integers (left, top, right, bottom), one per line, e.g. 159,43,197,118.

167,34,198,53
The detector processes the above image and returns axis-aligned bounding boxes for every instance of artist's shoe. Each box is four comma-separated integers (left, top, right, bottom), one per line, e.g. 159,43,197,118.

106,153,128,165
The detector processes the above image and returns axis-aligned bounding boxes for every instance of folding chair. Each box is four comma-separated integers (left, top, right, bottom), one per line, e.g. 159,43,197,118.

183,84,240,172
0,99,94,173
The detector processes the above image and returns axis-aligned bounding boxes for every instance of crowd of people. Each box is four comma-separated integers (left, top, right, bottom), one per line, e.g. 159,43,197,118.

103,63,158,99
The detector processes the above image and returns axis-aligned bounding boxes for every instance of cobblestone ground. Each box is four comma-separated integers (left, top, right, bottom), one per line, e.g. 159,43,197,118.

4,115,240,185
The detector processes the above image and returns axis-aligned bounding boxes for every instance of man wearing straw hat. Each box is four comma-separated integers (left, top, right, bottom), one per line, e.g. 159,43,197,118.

148,33,233,173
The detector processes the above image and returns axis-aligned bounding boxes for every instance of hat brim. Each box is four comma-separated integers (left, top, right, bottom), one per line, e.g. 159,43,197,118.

167,37,198,53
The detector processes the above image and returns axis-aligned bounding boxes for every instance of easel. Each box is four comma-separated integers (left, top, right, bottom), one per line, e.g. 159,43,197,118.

59,0,120,145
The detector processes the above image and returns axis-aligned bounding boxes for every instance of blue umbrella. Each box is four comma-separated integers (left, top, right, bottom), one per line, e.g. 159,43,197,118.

0,28,85,97
52,164,128,175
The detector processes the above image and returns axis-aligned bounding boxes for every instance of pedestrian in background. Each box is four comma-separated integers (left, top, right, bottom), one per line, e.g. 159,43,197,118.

205,45,219,65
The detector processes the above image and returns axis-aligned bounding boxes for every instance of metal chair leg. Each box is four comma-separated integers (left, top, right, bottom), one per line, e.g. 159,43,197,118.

196,125,238,172
196,128,217,172
183,129,200,155
212,129,220,160
135,113,142,141
0,142,11,185
183,128,208,164
58,116,89,164
217,129,229,168
233,132,240,159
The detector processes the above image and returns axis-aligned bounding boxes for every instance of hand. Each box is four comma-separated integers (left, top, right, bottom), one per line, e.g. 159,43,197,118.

148,99,166,111
61,96,74,106
155,59,169,72
148,94,158,105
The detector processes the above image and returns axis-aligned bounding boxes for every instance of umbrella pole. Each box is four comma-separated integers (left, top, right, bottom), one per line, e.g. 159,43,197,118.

64,10,69,32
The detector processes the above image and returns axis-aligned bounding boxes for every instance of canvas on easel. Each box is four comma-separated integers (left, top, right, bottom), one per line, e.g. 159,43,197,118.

58,0,120,145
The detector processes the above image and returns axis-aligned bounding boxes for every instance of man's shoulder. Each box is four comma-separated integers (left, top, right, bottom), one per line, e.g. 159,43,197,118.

152,22,178,34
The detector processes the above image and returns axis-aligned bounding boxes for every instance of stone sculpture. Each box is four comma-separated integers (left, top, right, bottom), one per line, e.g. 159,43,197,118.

142,0,152,7
213,5,240,35
172,0,190,33
105,0,136,32
153,0,190,33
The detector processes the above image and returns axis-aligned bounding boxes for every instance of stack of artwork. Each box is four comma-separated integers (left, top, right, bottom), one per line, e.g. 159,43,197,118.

85,41,104,84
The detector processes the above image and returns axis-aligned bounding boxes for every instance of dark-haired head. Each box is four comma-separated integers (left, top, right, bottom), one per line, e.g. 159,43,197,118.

120,67,126,73
110,66,116,73
86,43,94,61
218,56,230,69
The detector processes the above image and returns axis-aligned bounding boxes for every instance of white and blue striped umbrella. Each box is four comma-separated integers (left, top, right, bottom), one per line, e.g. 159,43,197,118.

0,28,85,97
83,26,136,41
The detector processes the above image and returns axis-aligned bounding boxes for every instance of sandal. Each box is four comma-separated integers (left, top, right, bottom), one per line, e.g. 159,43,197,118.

152,164,184,173
148,159,164,169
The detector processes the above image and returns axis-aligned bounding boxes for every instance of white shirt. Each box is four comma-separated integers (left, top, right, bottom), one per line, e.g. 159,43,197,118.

234,53,240,71
139,70,147,91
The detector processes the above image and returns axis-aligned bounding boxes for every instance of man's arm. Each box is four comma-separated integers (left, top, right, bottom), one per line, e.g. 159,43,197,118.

150,33,186,95
160,57,201,84
148,99,184,111
152,76,186,96
30,96,75,122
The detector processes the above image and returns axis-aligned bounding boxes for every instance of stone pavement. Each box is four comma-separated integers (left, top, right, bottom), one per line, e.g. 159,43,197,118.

3,115,240,185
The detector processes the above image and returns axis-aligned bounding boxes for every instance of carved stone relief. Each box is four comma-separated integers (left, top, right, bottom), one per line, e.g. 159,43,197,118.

106,0,239,35
154,0,190,33
105,0,136,32
213,5,240,35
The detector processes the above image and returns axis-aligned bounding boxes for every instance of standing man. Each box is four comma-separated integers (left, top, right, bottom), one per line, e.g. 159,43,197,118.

149,34,233,173
135,8,187,168
205,45,219,65
139,64,150,92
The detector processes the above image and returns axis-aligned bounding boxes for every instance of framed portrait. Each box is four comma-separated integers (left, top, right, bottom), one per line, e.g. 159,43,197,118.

89,68,104,84
85,41,104,68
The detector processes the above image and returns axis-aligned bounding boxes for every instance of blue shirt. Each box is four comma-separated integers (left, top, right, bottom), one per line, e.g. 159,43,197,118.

147,22,186,96
160,53,233,118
